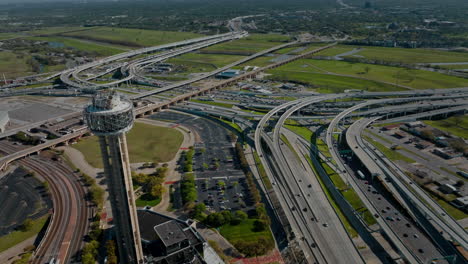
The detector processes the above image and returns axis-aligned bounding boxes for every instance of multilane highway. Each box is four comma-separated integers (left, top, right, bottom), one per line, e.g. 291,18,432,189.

254,90,468,263
330,97,468,250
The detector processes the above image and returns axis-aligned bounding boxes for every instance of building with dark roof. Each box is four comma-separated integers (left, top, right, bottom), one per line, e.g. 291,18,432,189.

137,209,223,264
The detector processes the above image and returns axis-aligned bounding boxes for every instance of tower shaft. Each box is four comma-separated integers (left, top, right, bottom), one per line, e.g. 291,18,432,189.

99,134,144,264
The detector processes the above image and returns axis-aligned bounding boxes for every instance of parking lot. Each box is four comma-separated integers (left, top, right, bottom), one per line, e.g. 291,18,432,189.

0,167,52,236
150,110,253,212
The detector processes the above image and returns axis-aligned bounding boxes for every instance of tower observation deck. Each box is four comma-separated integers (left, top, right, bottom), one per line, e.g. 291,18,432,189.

83,90,144,264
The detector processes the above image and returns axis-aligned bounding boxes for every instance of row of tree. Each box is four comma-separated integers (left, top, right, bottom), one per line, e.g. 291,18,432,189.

81,215,103,264
82,173,105,209
182,146,195,172
180,173,197,206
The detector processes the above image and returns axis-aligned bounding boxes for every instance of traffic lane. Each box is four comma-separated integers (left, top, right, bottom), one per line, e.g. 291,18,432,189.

280,141,362,263
273,144,343,264
344,161,445,263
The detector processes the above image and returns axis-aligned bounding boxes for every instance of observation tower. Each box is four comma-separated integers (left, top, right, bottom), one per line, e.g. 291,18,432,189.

83,90,144,264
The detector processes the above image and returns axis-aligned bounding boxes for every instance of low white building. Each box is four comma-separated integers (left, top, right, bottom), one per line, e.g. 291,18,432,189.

0,111,9,133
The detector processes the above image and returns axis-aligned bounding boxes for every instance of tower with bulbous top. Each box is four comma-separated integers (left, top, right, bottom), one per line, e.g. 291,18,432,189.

83,90,144,264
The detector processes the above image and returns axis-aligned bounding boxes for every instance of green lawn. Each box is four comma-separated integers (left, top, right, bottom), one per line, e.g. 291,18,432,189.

215,118,242,133
135,194,161,207
424,115,468,139
219,219,274,243
25,26,91,36
202,33,291,55
437,64,468,70
239,56,276,67
284,120,314,140
0,51,33,79
290,43,330,55
314,45,356,57
73,122,183,168
350,45,468,64
433,196,467,220
269,68,401,93
62,27,202,47
167,53,246,73
296,59,468,89
364,136,416,163
0,214,50,253
28,36,126,56
0,32,21,40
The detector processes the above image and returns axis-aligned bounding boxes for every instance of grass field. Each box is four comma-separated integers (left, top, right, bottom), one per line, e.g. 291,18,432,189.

424,115,468,139
219,219,274,243
239,56,276,67
269,69,401,93
0,51,33,79
167,53,245,73
364,136,416,163
25,26,91,36
135,194,161,207
28,36,126,56
0,214,50,253
436,64,468,70
62,27,202,47
73,122,183,168
349,46,468,64
202,34,291,55
314,45,356,57
284,120,314,140
269,58,468,90
301,59,468,89
0,32,21,40
433,196,467,220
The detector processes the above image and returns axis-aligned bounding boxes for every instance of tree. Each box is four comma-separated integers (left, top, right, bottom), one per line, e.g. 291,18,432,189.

205,213,225,227
213,161,220,170
364,66,370,74
192,203,206,221
217,180,226,188
82,240,99,264
20,218,33,231
253,219,267,232
235,210,248,220
106,240,118,264
81,253,95,264
82,173,96,186
364,1,372,8
221,210,233,224
420,130,435,141
202,163,209,171
453,115,463,126
132,172,148,186
89,185,105,208
150,183,164,198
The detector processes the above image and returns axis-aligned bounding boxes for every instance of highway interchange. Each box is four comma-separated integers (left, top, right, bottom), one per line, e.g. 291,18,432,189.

0,26,467,264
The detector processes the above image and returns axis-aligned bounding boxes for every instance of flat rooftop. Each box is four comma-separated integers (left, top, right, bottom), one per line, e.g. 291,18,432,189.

154,221,187,247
